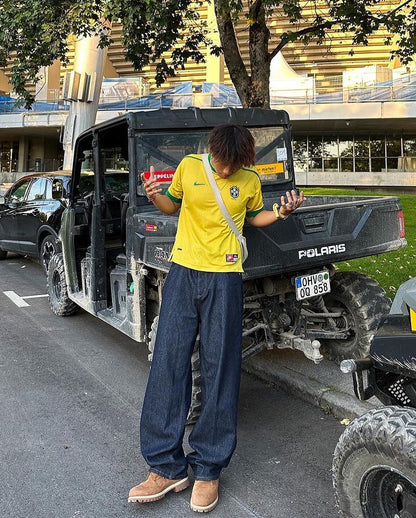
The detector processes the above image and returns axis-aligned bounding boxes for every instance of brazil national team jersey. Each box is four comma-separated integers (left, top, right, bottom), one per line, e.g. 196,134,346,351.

166,154,264,272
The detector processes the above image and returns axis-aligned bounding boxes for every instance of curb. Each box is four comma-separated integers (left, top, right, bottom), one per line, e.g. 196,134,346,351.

243,355,378,421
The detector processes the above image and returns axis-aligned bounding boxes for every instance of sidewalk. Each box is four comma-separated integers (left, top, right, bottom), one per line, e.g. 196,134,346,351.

243,348,379,421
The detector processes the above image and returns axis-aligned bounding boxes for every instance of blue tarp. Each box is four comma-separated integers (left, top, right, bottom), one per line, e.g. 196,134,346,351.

98,81,193,110
0,97,68,113
202,83,241,107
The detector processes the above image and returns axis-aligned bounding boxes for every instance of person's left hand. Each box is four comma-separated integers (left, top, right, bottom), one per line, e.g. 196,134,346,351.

279,190,306,217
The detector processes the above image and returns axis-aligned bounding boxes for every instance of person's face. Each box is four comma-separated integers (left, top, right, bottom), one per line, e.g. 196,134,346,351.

211,157,239,178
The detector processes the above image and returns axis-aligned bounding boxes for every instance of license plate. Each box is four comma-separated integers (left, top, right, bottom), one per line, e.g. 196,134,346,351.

295,271,331,300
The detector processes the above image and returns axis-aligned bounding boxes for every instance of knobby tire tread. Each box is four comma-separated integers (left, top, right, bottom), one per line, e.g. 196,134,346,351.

333,406,416,517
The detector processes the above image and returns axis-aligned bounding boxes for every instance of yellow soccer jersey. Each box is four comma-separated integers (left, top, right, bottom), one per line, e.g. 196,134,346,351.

166,154,264,272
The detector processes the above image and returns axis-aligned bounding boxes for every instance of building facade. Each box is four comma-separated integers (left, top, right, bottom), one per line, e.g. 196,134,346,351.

1,0,416,188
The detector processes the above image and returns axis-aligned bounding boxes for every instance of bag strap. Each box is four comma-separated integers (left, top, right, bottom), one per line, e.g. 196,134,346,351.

201,153,242,239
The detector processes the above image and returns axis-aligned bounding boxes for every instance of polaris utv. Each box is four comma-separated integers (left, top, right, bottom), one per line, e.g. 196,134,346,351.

333,278,416,517
47,107,406,370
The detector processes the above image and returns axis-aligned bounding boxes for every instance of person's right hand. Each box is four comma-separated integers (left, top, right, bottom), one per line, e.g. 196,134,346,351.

141,166,162,201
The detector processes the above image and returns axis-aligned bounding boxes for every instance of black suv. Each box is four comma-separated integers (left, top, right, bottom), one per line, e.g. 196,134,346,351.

0,172,71,272
0,170,130,272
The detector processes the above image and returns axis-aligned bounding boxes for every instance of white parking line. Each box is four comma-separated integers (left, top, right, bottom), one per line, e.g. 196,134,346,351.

4,291,30,307
3,291,48,307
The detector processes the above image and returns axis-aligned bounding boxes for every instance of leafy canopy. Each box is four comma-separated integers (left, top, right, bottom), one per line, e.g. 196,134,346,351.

0,0,206,105
0,1,415,107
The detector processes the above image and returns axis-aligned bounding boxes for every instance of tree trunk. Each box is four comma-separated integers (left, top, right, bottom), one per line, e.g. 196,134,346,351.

247,0,271,108
214,0,271,108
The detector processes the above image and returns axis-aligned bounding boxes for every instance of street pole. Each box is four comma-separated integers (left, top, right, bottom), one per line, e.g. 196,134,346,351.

62,32,108,170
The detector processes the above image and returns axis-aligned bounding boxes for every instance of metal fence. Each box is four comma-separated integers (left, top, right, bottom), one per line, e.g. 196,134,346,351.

2,77,416,114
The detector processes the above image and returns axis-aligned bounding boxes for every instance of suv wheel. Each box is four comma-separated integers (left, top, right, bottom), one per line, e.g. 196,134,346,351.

40,235,60,273
47,253,79,316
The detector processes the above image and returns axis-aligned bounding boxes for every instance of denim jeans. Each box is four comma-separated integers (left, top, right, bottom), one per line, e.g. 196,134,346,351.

140,262,243,481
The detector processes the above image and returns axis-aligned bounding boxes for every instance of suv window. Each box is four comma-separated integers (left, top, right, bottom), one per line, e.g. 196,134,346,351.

27,178,47,201
8,178,32,202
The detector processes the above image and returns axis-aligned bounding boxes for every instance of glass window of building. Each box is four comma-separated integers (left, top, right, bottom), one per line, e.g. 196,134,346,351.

404,138,416,156
0,140,19,172
403,137,416,171
370,137,385,172
354,137,370,172
308,136,323,171
386,137,401,171
323,137,338,171
339,138,353,172
292,137,308,173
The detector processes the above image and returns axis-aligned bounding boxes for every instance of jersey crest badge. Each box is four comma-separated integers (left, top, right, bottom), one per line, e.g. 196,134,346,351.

230,186,240,199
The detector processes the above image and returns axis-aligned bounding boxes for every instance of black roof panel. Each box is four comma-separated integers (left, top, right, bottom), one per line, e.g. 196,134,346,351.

128,107,290,130
77,107,291,139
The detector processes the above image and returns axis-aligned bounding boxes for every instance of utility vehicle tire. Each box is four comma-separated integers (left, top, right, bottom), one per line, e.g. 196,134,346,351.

148,316,201,425
333,406,416,518
40,235,60,273
321,271,390,362
0,249,7,259
47,253,79,316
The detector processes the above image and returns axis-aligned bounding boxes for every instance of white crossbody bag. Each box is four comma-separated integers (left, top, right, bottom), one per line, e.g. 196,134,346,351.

201,153,248,263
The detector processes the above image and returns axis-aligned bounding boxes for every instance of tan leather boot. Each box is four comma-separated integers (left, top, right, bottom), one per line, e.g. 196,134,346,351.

190,479,219,513
128,472,190,503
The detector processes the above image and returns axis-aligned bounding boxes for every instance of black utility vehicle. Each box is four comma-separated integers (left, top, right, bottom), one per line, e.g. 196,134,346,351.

333,278,416,517
47,107,406,372
0,172,71,272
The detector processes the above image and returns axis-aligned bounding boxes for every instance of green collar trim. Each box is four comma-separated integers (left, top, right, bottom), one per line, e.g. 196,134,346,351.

207,154,217,173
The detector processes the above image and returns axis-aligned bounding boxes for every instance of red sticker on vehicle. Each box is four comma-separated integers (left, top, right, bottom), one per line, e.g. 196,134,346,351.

143,170,175,183
145,224,158,232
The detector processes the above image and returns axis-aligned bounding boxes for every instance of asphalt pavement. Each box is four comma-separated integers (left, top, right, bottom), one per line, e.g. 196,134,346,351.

0,254,346,518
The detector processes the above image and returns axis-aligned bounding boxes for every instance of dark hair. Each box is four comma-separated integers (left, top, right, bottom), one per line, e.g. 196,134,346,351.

208,124,255,170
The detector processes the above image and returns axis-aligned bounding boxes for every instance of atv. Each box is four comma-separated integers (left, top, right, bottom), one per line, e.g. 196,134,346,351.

333,277,416,517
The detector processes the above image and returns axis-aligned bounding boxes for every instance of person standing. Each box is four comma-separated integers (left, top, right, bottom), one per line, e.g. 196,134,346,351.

128,124,305,512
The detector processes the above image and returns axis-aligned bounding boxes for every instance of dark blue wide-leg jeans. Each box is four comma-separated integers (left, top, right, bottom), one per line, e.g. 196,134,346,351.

140,262,243,481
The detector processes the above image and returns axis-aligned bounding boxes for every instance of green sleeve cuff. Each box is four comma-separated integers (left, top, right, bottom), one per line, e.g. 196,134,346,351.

246,206,264,218
166,190,182,204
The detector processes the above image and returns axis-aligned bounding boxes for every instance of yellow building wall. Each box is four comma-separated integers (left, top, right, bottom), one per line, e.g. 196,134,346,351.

0,70,11,94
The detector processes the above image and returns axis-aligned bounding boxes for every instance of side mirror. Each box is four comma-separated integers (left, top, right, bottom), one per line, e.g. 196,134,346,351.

0,195,5,205
52,180,63,199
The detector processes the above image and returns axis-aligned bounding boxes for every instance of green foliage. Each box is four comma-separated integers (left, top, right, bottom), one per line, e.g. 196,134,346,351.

1,1,416,107
0,0,207,106
303,188,416,301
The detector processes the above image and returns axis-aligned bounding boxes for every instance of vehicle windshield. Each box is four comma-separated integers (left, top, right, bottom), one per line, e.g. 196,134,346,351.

135,127,292,195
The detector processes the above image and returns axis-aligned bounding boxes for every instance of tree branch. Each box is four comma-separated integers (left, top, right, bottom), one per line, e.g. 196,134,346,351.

378,0,414,21
269,20,334,61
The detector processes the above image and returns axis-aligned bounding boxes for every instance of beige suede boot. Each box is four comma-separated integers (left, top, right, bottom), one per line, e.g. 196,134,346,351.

128,472,189,503
190,479,219,513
